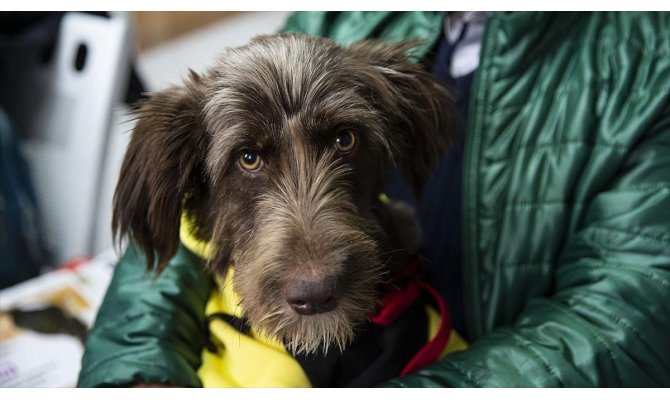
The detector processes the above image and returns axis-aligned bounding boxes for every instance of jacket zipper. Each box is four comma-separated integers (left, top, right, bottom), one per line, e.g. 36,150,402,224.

462,13,496,340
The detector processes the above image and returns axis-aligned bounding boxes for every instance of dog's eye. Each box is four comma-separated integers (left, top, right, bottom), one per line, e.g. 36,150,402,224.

239,149,263,171
335,131,356,153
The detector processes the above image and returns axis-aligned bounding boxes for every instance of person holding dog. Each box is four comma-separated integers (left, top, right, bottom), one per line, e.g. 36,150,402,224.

78,12,670,387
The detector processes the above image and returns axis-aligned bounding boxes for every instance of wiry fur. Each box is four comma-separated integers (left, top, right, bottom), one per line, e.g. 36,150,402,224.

113,33,456,355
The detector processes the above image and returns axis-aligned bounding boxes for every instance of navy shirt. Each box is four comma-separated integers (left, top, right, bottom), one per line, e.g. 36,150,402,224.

385,33,474,337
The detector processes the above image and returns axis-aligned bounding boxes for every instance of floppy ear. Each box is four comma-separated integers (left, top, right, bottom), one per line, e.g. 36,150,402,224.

113,72,209,272
348,40,459,196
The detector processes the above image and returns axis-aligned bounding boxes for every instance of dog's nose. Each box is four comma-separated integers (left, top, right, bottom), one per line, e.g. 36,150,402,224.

283,275,342,315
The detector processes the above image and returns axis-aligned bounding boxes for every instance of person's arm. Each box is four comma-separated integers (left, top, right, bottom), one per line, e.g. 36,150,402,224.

77,244,213,387
385,110,670,387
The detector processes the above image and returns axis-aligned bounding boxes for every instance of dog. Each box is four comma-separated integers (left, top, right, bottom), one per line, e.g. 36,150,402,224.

112,32,457,386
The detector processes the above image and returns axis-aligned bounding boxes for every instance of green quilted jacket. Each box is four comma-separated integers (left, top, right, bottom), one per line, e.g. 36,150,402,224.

78,12,670,387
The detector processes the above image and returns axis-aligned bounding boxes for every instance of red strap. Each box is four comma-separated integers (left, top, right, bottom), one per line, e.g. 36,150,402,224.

369,283,422,326
368,262,453,376
400,281,452,376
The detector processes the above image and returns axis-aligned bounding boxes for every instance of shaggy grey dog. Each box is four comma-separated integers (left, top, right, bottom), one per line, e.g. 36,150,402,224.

113,33,455,355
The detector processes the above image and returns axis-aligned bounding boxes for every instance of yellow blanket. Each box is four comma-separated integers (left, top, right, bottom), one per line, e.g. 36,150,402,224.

179,211,467,387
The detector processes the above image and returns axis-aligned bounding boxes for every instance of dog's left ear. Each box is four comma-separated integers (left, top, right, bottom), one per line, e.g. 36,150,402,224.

348,40,458,196
113,71,209,272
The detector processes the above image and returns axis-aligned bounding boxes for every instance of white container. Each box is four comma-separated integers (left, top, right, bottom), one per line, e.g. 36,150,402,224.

0,12,132,265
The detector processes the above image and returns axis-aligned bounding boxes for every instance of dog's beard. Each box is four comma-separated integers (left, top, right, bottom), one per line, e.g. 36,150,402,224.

229,239,383,355
229,249,383,355
250,292,376,355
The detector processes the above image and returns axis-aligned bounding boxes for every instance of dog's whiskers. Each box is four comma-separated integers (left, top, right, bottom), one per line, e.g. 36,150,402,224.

378,247,413,257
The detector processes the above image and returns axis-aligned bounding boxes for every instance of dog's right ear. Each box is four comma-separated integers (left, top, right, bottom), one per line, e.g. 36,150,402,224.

347,40,458,197
113,72,208,272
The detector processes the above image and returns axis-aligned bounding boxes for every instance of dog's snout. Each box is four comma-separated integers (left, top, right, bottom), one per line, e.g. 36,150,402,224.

284,275,342,315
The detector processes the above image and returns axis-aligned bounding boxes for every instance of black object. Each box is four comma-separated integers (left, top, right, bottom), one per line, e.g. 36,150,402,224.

10,306,88,343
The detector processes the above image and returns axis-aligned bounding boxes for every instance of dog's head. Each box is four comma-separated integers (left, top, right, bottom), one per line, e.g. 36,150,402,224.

113,33,456,354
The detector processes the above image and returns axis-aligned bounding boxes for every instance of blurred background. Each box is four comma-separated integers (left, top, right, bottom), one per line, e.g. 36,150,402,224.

0,11,291,387
0,11,292,282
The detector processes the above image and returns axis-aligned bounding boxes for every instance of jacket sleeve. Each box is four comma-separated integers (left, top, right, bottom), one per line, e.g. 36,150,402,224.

77,244,213,387
385,109,670,387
